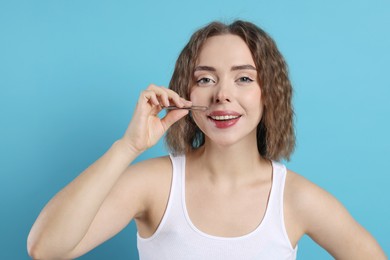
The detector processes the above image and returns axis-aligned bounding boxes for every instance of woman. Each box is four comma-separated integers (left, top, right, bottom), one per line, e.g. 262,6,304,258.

27,20,386,259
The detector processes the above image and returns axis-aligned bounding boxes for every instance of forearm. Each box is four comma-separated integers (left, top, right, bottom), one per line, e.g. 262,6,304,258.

27,139,139,258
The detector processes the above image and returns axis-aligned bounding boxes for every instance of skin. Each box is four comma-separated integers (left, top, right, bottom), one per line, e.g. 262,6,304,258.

27,34,386,259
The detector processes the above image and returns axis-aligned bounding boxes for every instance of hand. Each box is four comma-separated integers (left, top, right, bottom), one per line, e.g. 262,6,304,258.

122,84,192,154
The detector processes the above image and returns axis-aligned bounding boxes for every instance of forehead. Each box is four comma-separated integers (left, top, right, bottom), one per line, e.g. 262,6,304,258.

196,34,255,67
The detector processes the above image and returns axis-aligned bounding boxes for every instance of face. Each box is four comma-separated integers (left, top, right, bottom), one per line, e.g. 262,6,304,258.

190,34,263,147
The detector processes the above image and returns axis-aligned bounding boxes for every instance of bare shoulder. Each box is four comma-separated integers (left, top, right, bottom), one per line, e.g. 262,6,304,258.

284,169,386,259
126,155,172,180
284,169,357,234
111,155,173,219
284,169,332,213
282,169,326,246
120,156,174,237
123,155,173,197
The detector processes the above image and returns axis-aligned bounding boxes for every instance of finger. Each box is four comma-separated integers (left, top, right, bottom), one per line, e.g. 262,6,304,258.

157,92,170,107
165,89,192,107
150,103,163,116
142,90,160,106
168,94,186,108
147,85,172,107
160,109,188,130
148,85,188,108
180,98,192,107
163,88,192,107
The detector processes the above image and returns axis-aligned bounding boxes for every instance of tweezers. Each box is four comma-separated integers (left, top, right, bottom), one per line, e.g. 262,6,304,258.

164,106,208,111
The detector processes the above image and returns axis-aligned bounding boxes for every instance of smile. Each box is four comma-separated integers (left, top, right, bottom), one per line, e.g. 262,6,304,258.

209,115,241,121
206,110,242,128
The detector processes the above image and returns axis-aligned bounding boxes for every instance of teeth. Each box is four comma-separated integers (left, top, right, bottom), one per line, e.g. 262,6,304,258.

210,115,240,121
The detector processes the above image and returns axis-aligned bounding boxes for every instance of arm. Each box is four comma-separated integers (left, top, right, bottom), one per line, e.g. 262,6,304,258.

27,85,191,259
286,171,387,259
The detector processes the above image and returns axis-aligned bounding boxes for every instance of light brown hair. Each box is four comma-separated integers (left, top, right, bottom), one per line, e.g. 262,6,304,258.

165,20,295,161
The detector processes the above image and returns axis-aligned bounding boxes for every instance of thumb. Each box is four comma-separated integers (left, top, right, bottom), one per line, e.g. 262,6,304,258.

161,110,189,131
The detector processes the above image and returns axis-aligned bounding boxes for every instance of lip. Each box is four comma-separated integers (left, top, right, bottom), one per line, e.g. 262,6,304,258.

207,110,242,129
207,110,242,117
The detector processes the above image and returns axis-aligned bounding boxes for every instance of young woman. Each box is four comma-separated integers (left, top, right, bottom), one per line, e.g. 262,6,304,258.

27,20,386,259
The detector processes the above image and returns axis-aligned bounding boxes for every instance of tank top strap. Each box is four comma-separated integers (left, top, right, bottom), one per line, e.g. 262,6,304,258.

166,153,186,218
268,161,287,215
169,153,185,195
261,161,293,249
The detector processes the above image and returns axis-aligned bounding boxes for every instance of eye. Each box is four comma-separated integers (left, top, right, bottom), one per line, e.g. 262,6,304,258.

237,76,254,83
196,77,215,86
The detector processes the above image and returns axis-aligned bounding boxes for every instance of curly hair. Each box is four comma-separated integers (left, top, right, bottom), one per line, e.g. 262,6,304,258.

165,20,295,161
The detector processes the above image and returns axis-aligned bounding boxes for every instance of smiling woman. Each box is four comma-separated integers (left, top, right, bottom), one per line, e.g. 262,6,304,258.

27,20,386,260
166,22,295,161
189,35,262,145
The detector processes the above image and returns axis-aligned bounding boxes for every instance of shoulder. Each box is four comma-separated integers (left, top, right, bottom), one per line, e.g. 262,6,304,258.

282,169,330,245
123,155,173,194
283,168,345,248
128,155,172,178
283,168,387,259
284,169,334,206
284,169,341,232
284,169,329,206
284,168,360,231
115,155,173,218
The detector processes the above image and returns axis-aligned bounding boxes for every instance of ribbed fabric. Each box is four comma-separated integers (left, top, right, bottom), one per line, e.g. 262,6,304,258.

137,154,298,260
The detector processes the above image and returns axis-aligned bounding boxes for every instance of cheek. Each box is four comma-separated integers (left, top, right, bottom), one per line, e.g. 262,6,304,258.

245,87,262,106
245,87,263,119
189,91,197,102
190,88,208,105
191,113,203,128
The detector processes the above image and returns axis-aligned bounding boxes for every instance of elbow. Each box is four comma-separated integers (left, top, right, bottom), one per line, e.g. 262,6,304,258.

27,233,54,260
27,240,42,260
27,234,75,260
27,235,46,260
27,242,63,260
27,246,40,260
27,222,47,259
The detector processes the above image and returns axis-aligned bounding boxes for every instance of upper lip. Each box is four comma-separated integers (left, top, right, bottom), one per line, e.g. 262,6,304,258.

208,110,242,117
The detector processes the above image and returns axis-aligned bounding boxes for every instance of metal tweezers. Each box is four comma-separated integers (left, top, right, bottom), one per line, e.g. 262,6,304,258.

164,106,208,111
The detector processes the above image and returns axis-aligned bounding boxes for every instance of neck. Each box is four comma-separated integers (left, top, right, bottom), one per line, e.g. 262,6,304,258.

188,136,270,185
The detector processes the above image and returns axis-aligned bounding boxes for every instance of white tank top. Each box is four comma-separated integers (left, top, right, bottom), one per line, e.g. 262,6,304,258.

137,154,298,260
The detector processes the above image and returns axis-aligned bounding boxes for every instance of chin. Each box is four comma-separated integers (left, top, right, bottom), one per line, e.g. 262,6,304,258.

206,134,251,148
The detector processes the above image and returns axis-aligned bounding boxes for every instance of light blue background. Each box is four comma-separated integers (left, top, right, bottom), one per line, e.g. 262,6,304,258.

1,0,389,259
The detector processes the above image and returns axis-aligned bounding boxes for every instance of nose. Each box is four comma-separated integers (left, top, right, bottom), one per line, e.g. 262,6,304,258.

214,83,232,104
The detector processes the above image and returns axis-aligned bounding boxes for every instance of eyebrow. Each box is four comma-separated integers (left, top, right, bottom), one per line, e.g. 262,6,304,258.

231,65,257,71
194,66,216,72
194,64,257,72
